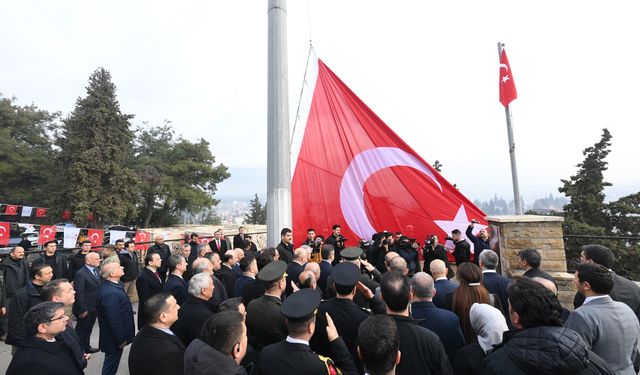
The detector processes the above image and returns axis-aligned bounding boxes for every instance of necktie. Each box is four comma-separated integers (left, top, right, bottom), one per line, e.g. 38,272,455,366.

93,268,99,280
154,271,162,283
217,239,220,249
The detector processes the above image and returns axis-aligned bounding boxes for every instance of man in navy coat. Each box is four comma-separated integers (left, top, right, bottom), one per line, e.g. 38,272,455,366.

429,259,458,309
96,262,135,375
479,250,512,322
318,246,334,294
72,251,102,353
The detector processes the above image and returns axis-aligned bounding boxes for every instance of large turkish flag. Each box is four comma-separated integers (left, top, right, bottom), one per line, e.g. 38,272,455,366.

291,59,487,251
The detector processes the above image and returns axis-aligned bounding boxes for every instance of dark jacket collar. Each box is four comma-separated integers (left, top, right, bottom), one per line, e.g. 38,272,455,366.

411,301,436,309
389,313,420,324
20,335,64,353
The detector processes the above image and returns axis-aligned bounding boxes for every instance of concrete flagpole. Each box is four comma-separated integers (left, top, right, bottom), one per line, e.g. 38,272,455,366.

267,0,292,245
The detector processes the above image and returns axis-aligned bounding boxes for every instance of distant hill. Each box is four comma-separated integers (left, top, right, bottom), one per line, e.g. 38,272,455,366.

216,166,267,202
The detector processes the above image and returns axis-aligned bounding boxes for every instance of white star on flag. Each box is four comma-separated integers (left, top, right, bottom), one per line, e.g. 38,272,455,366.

434,204,487,255
502,74,510,83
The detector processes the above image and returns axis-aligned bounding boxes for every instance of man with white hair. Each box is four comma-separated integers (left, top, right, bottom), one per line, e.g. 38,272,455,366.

430,259,458,309
410,272,465,362
72,251,101,354
171,272,216,347
479,250,511,320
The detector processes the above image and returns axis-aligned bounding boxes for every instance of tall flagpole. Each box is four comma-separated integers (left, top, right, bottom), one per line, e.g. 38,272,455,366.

498,42,523,215
267,0,292,245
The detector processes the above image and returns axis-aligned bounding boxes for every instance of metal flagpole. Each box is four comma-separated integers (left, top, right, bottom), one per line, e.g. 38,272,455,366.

498,42,523,215
267,0,292,245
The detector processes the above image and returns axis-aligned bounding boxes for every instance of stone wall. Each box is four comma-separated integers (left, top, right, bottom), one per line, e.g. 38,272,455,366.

486,215,576,310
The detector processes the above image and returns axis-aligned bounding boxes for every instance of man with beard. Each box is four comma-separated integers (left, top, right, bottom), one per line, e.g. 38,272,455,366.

466,220,490,265
276,228,294,264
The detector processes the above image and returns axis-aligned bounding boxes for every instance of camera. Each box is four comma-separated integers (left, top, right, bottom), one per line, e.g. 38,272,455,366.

471,219,479,224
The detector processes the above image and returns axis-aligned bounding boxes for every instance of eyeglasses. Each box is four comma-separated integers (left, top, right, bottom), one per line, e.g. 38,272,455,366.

49,313,68,322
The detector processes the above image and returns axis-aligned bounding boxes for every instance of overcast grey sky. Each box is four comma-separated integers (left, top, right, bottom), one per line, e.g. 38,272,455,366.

1,1,637,202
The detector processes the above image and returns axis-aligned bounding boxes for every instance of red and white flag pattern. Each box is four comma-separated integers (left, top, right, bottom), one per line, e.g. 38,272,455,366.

87,229,104,247
0,222,10,246
499,49,518,107
38,225,57,245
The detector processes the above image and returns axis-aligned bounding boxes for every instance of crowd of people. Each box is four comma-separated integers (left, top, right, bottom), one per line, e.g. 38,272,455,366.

1,224,639,375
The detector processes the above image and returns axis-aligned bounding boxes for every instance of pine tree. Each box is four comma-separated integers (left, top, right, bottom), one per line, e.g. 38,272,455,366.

245,194,266,224
56,68,139,227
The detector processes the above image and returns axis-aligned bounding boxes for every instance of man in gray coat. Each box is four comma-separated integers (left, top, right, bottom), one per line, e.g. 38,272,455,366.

565,263,640,375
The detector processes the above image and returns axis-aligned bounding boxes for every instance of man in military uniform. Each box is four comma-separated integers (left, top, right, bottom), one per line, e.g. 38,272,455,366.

259,288,357,375
326,247,382,308
311,262,385,373
245,260,288,351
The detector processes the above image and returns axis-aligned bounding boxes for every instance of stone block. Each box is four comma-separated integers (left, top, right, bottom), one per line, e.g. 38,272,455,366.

540,260,567,272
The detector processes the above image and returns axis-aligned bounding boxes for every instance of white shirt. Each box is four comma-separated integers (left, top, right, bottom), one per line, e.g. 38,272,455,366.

583,295,609,305
286,336,309,346
482,269,497,273
435,277,448,282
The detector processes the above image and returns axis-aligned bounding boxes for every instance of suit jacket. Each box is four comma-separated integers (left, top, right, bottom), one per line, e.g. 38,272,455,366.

184,338,248,375
433,278,458,309
208,238,228,255
234,275,255,299
96,280,135,353
260,338,357,375
523,267,555,283
246,294,288,351
318,260,333,294
136,268,165,329
565,296,640,375
285,261,304,296
411,301,466,363
574,271,640,321
72,265,100,316
57,324,87,369
6,336,84,375
482,271,512,321
128,325,185,375
118,250,139,282
208,273,228,311
219,265,237,297
164,274,188,305
68,252,87,280
147,244,171,276
171,295,216,347
233,234,245,249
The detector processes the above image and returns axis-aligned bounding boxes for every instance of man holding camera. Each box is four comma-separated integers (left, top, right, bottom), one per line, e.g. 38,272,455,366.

447,229,471,266
325,225,347,266
466,219,490,265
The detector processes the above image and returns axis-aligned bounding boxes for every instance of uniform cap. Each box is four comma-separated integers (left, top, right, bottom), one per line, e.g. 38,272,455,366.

257,260,287,282
340,247,363,260
280,288,321,322
331,262,360,287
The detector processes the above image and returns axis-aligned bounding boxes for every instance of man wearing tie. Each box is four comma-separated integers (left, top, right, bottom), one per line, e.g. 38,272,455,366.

208,230,228,255
136,253,164,330
72,252,102,354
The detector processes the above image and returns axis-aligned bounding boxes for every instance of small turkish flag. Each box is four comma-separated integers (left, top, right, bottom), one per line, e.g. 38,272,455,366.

62,210,72,220
134,231,150,251
87,229,104,247
36,207,47,218
5,205,18,215
38,225,57,245
0,222,10,246
499,49,517,107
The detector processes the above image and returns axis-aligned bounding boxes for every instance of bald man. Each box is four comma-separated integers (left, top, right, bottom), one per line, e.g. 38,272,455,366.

430,259,458,309
73,252,102,353
285,247,308,296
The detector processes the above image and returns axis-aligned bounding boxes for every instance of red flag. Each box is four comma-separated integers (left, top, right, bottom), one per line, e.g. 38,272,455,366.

38,225,57,245
291,59,487,259
4,205,18,215
134,231,150,251
499,49,517,107
0,222,10,246
61,210,72,220
87,229,104,247
36,207,47,218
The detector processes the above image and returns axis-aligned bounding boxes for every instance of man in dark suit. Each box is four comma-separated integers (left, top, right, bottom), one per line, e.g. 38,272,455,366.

209,230,228,255
69,240,92,280
234,255,258,298
119,240,140,303
259,289,357,375
31,240,70,280
171,272,216,346
188,233,200,264
479,250,512,321
466,221,490,265
72,251,101,353
318,246,334,294
285,247,307,296
574,244,640,321
519,248,555,283
96,262,135,375
324,224,347,265
233,227,246,249
136,252,165,329
164,254,188,305
410,272,466,362
246,261,289,351
147,235,171,280
430,259,458,309
129,292,185,375
447,229,471,266
276,227,294,264
220,250,238,297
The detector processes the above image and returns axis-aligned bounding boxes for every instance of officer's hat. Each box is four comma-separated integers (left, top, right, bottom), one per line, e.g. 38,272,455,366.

257,260,287,282
280,288,321,322
331,262,360,287
340,247,363,260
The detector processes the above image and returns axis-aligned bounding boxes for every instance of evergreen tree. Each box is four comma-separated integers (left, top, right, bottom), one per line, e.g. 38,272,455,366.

245,194,266,224
56,68,139,227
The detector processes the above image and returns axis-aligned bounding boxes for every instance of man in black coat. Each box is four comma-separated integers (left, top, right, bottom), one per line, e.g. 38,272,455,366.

574,244,640,321
6,263,53,350
68,240,92,280
220,250,238,297
430,259,458,309
259,289,357,375
171,272,216,346
233,226,246,249
234,255,258,299
318,246,334,294
466,221,490,265
447,230,470,266
188,232,200,264
147,235,171,280
6,301,84,375
72,251,101,353
325,224,347,265
479,249,512,322
518,248,555,283
285,247,307,296
136,252,165,329
311,263,385,374
209,230,228,255
31,240,70,280
164,254,188,305
380,271,452,375
129,292,185,375
119,240,140,303
96,262,135,375
1,246,30,338
276,227,294,264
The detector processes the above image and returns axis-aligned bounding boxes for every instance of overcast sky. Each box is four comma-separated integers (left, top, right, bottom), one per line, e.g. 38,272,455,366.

1,1,638,202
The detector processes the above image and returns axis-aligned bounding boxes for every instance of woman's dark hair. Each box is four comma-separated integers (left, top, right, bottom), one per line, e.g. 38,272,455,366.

452,262,490,343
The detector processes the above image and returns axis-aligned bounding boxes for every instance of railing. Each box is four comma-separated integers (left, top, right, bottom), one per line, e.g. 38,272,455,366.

563,234,640,280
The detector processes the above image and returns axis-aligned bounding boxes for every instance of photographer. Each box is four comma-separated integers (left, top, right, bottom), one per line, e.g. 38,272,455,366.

466,220,490,265
374,232,396,273
396,236,421,276
325,225,347,266
422,235,454,279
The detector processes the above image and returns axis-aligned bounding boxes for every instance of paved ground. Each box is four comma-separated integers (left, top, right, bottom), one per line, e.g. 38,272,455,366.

1,303,138,375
